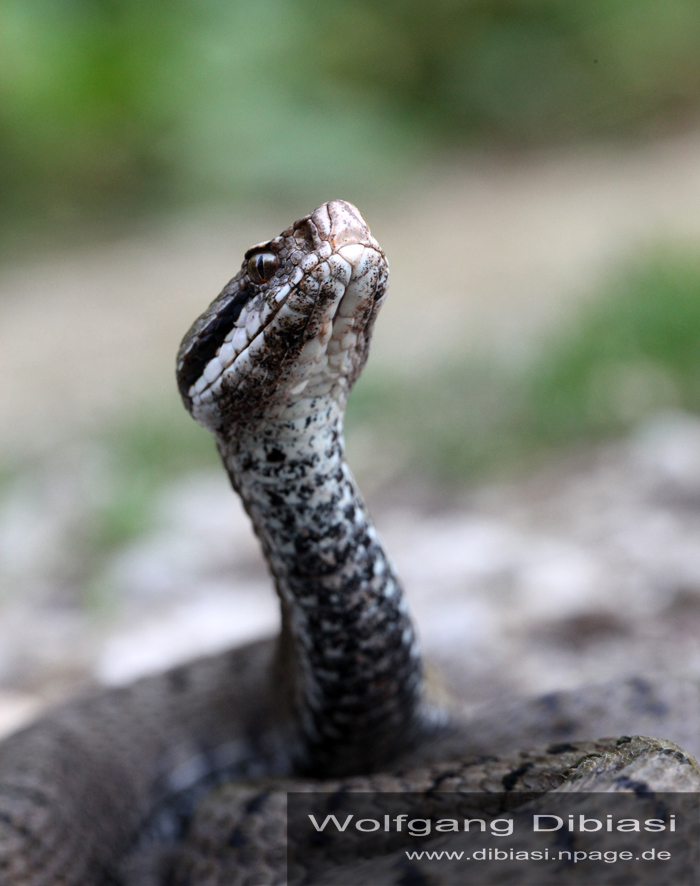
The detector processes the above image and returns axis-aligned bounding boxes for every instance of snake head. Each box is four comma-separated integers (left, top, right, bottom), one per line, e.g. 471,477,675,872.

176,200,389,434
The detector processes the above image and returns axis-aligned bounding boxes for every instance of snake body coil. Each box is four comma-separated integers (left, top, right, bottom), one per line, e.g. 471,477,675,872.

0,202,699,885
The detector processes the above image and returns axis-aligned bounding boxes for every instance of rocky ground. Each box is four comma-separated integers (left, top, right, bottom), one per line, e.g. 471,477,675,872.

3,412,700,741
2,130,700,738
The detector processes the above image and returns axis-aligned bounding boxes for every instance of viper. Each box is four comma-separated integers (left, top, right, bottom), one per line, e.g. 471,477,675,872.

0,201,699,886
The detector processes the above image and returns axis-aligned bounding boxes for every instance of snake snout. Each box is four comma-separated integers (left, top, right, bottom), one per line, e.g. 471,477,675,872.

322,200,373,252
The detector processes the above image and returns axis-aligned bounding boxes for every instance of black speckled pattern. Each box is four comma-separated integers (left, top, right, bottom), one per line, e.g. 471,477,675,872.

177,200,428,775
223,410,424,776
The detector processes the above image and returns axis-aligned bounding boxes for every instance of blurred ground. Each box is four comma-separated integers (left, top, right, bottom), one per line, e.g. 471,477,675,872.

2,132,700,737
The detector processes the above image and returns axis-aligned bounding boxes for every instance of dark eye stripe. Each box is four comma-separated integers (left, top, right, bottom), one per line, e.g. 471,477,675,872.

177,289,252,397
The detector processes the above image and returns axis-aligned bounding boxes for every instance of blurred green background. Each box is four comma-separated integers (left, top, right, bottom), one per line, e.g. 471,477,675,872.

3,0,700,228
2,0,700,584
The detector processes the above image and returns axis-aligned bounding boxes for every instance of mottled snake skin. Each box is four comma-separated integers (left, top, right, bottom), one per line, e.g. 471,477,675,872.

1,202,699,886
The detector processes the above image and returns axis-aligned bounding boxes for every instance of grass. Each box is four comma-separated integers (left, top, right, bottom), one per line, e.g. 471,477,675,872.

347,248,700,482
523,250,700,446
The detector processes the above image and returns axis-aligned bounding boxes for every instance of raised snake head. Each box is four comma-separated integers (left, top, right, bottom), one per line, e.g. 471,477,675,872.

176,200,389,435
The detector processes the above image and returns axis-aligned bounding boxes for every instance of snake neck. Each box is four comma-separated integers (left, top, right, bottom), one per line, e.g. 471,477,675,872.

218,401,426,776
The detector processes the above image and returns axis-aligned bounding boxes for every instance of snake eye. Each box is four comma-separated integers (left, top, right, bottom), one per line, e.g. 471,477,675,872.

247,251,279,284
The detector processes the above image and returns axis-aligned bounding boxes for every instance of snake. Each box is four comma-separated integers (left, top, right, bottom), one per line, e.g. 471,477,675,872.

1,200,700,886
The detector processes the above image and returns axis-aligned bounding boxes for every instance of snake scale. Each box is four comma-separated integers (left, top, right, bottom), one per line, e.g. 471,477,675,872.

1,201,700,885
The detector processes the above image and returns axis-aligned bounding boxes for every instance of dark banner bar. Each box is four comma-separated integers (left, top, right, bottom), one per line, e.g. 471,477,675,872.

287,791,699,885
